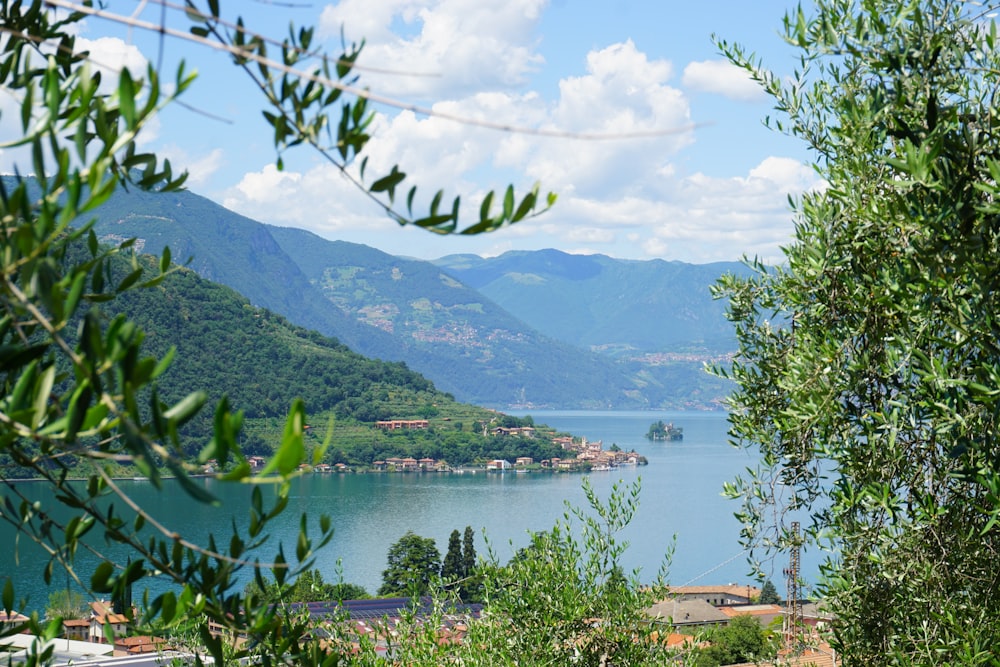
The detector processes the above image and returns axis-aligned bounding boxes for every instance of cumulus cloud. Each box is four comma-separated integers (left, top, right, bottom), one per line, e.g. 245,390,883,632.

681,59,765,102
221,20,812,264
157,145,224,188
75,36,147,94
526,40,692,197
318,0,546,99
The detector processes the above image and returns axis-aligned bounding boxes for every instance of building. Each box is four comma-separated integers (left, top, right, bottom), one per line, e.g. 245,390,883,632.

719,604,784,627
669,584,761,606
646,598,729,629
89,601,129,644
375,420,429,431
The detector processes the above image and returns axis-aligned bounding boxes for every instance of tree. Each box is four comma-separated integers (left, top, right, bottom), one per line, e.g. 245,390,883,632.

45,590,89,622
758,579,780,605
0,2,550,665
714,1,1000,663
695,614,776,667
378,532,441,597
460,479,670,666
459,525,481,601
461,525,477,578
244,568,369,605
441,530,463,583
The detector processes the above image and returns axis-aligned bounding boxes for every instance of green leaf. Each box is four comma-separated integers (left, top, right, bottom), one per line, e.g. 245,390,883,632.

164,391,207,427
260,399,306,476
118,69,136,127
91,561,116,593
31,364,55,429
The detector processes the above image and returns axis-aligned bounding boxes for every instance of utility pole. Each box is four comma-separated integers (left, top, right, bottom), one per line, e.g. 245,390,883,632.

783,521,802,645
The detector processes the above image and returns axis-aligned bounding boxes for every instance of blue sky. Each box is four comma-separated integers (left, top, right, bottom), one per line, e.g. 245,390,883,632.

12,1,823,263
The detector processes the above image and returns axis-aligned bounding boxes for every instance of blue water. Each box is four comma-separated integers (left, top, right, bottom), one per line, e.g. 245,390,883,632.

1,411,821,612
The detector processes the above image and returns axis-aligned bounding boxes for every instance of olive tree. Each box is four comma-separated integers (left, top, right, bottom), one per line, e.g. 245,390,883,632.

0,2,550,665
713,1,1000,664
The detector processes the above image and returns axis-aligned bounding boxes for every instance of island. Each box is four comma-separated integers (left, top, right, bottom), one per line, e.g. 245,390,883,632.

645,420,683,441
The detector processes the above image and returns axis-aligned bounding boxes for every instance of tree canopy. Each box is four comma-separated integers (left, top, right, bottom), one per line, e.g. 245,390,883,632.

378,532,442,597
0,2,551,666
714,0,1000,663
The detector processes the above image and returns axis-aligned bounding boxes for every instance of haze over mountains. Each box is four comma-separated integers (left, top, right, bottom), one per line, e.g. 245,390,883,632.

92,187,743,409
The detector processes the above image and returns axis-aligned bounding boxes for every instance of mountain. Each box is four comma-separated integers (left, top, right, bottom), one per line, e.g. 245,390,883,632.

266,226,635,408
433,250,748,356
89,186,742,409
91,188,638,409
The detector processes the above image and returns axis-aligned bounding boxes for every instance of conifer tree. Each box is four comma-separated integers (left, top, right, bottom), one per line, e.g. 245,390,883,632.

462,525,477,577
442,530,463,582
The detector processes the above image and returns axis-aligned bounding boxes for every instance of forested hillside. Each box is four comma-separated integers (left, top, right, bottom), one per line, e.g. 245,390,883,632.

91,186,734,409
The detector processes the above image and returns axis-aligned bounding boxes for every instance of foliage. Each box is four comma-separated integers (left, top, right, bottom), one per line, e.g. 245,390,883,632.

645,420,683,441
244,568,368,604
94,197,731,410
461,526,476,573
339,479,677,666
459,479,673,666
758,579,780,605
378,532,442,597
45,590,89,622
0,2,550,667
713,0,1000,663
441,530,463,583
694,614,777,667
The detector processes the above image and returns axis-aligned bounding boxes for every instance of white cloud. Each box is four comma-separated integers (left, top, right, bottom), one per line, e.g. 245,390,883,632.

318,0,547,99
219,27,813,265
525,40,693,197
682,59,764,102
75,36,147,94
157,145,224,187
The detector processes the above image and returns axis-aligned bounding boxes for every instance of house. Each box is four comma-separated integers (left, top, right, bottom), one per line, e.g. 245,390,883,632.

669,584,761,606
247,456,266,471
418,458,436,470
0,610,28,631
486,459,511,471
113,635,168,656
63,618,91,641
89,601,129,643
515,457,534,467
552,436,575,449
719,604,784,627
646,598,729,628
375,420,429,431
798,601,835,629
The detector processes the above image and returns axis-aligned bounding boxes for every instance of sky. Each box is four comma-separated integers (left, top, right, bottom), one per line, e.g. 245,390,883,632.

10,1,825,264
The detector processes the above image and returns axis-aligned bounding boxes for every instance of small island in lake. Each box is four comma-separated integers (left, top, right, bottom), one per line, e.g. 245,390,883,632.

645,420,683,441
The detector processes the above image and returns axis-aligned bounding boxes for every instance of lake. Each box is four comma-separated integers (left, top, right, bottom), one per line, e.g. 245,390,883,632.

1,411,820,612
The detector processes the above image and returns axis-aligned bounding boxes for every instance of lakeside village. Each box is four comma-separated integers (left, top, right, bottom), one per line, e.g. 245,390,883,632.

0,585,838,666
227,419,648,476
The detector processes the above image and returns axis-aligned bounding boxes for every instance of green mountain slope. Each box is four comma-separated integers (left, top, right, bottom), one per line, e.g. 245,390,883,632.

91,188,638,409
266,227,636,408
107,259,437,426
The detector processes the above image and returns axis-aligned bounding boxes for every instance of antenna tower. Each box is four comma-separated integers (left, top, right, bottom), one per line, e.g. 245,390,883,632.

783,521,802,644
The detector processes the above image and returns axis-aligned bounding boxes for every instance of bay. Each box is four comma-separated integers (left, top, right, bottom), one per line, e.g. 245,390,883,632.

2,410,819,613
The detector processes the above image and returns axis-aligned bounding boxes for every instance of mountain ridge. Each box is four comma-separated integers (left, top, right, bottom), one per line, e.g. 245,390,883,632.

90,186,736,409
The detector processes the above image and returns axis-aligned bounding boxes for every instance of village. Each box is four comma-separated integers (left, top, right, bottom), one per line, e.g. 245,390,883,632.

232,420,647,475
0,583,837,666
